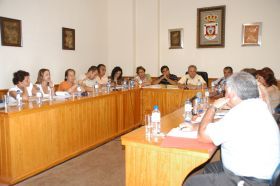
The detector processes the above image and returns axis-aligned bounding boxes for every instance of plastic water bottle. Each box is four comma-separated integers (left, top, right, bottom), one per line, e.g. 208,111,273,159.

217,84,222,94
106,80,111,93
94,82,99,94
77,84,82,97
151,105,161,135
36,87,43,105
130,79,135,88
16,90,22,107
138,79,143,87
192,98,198,115
197,79,202,90
184,99,192,122
203,88,210,110
205,88,209,103
4,93,9,105
48,86,53,101
122,80,128,90
211,82,215,92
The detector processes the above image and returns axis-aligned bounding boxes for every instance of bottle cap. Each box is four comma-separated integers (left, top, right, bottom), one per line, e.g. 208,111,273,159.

153,105,158,110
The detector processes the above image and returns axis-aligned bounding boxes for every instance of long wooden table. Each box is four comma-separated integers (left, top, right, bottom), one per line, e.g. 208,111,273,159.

122,88,217,186
0,89,141,185
0,87,209,185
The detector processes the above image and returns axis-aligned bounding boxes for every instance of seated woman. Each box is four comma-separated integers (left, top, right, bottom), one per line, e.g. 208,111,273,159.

9,70,37,101
110,66,123,86
58,69,84,93
242,68,272,112
35,68,55,97
134,66,152,87
256,69,280,111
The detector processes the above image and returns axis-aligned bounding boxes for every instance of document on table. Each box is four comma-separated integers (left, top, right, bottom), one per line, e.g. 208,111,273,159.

55,91,71,99
143,85,162,89
167,127,198,139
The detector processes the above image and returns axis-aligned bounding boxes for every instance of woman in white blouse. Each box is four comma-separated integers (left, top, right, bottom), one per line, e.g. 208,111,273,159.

9,70,37,101
35,68,55,97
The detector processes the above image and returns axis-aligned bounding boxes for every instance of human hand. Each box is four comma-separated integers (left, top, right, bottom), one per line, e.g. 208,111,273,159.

213,97,229,109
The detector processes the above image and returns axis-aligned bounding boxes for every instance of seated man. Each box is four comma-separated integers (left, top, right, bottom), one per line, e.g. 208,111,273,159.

212,66,233,87
184,72,280,186
152,65,178,85
178,65,206,89
95,64,108,86
78,66,98,92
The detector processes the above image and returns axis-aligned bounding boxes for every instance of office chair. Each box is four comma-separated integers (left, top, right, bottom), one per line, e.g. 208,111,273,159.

271,164,280,186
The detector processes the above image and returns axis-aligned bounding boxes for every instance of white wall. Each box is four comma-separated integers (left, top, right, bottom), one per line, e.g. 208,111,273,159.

160,0,280,78
108,0,280,78
107,0,134,76
1,0,279,89
0,0,108,89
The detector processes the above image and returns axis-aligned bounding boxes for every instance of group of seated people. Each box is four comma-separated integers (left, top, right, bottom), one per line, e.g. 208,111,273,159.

5,64,280,185
7,64,280,112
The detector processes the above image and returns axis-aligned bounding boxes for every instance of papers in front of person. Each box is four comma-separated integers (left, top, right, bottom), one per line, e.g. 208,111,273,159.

166,85,179,89
167,122,198,139
143,85,162,89
183,109,228,124
55,91,71,99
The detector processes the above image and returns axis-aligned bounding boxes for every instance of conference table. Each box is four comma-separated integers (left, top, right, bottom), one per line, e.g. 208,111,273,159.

0,86,214,185
122,86,217,186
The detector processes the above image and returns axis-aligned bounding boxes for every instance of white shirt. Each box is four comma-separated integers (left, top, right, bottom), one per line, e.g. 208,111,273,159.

94,75,108,85
178,74,206,85
8,83,34,102
36,84,50,97
206,99,280,179
78,74,98,87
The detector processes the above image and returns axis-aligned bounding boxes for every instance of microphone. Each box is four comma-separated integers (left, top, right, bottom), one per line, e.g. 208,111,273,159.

185,78,189,85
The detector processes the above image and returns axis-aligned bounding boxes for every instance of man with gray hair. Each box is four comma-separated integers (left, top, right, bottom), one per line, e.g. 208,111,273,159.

178,65,207,89
184,72,280,186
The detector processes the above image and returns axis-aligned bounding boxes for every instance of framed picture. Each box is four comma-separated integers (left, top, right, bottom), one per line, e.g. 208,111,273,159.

242,22,262,46
169,28,183,49
62,27,75,50
197,5,226,48
0,17,22,47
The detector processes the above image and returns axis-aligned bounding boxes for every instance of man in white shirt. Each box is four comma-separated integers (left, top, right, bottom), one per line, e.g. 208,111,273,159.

78,66,98,91
184,72,280,186
95,64,108,86
178,65,207,89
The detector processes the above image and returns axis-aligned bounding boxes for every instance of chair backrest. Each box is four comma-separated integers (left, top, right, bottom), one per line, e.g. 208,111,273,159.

271,164,280,186
185,71,208,86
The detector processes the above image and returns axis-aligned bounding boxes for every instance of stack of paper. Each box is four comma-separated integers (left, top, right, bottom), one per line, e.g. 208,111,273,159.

167,127,198,139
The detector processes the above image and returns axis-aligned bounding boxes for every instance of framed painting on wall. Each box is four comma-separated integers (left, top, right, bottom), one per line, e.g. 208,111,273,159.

169,28,183,49
62,27,75,50
0,17,22,47
197,5,226,48
242,22,262,46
